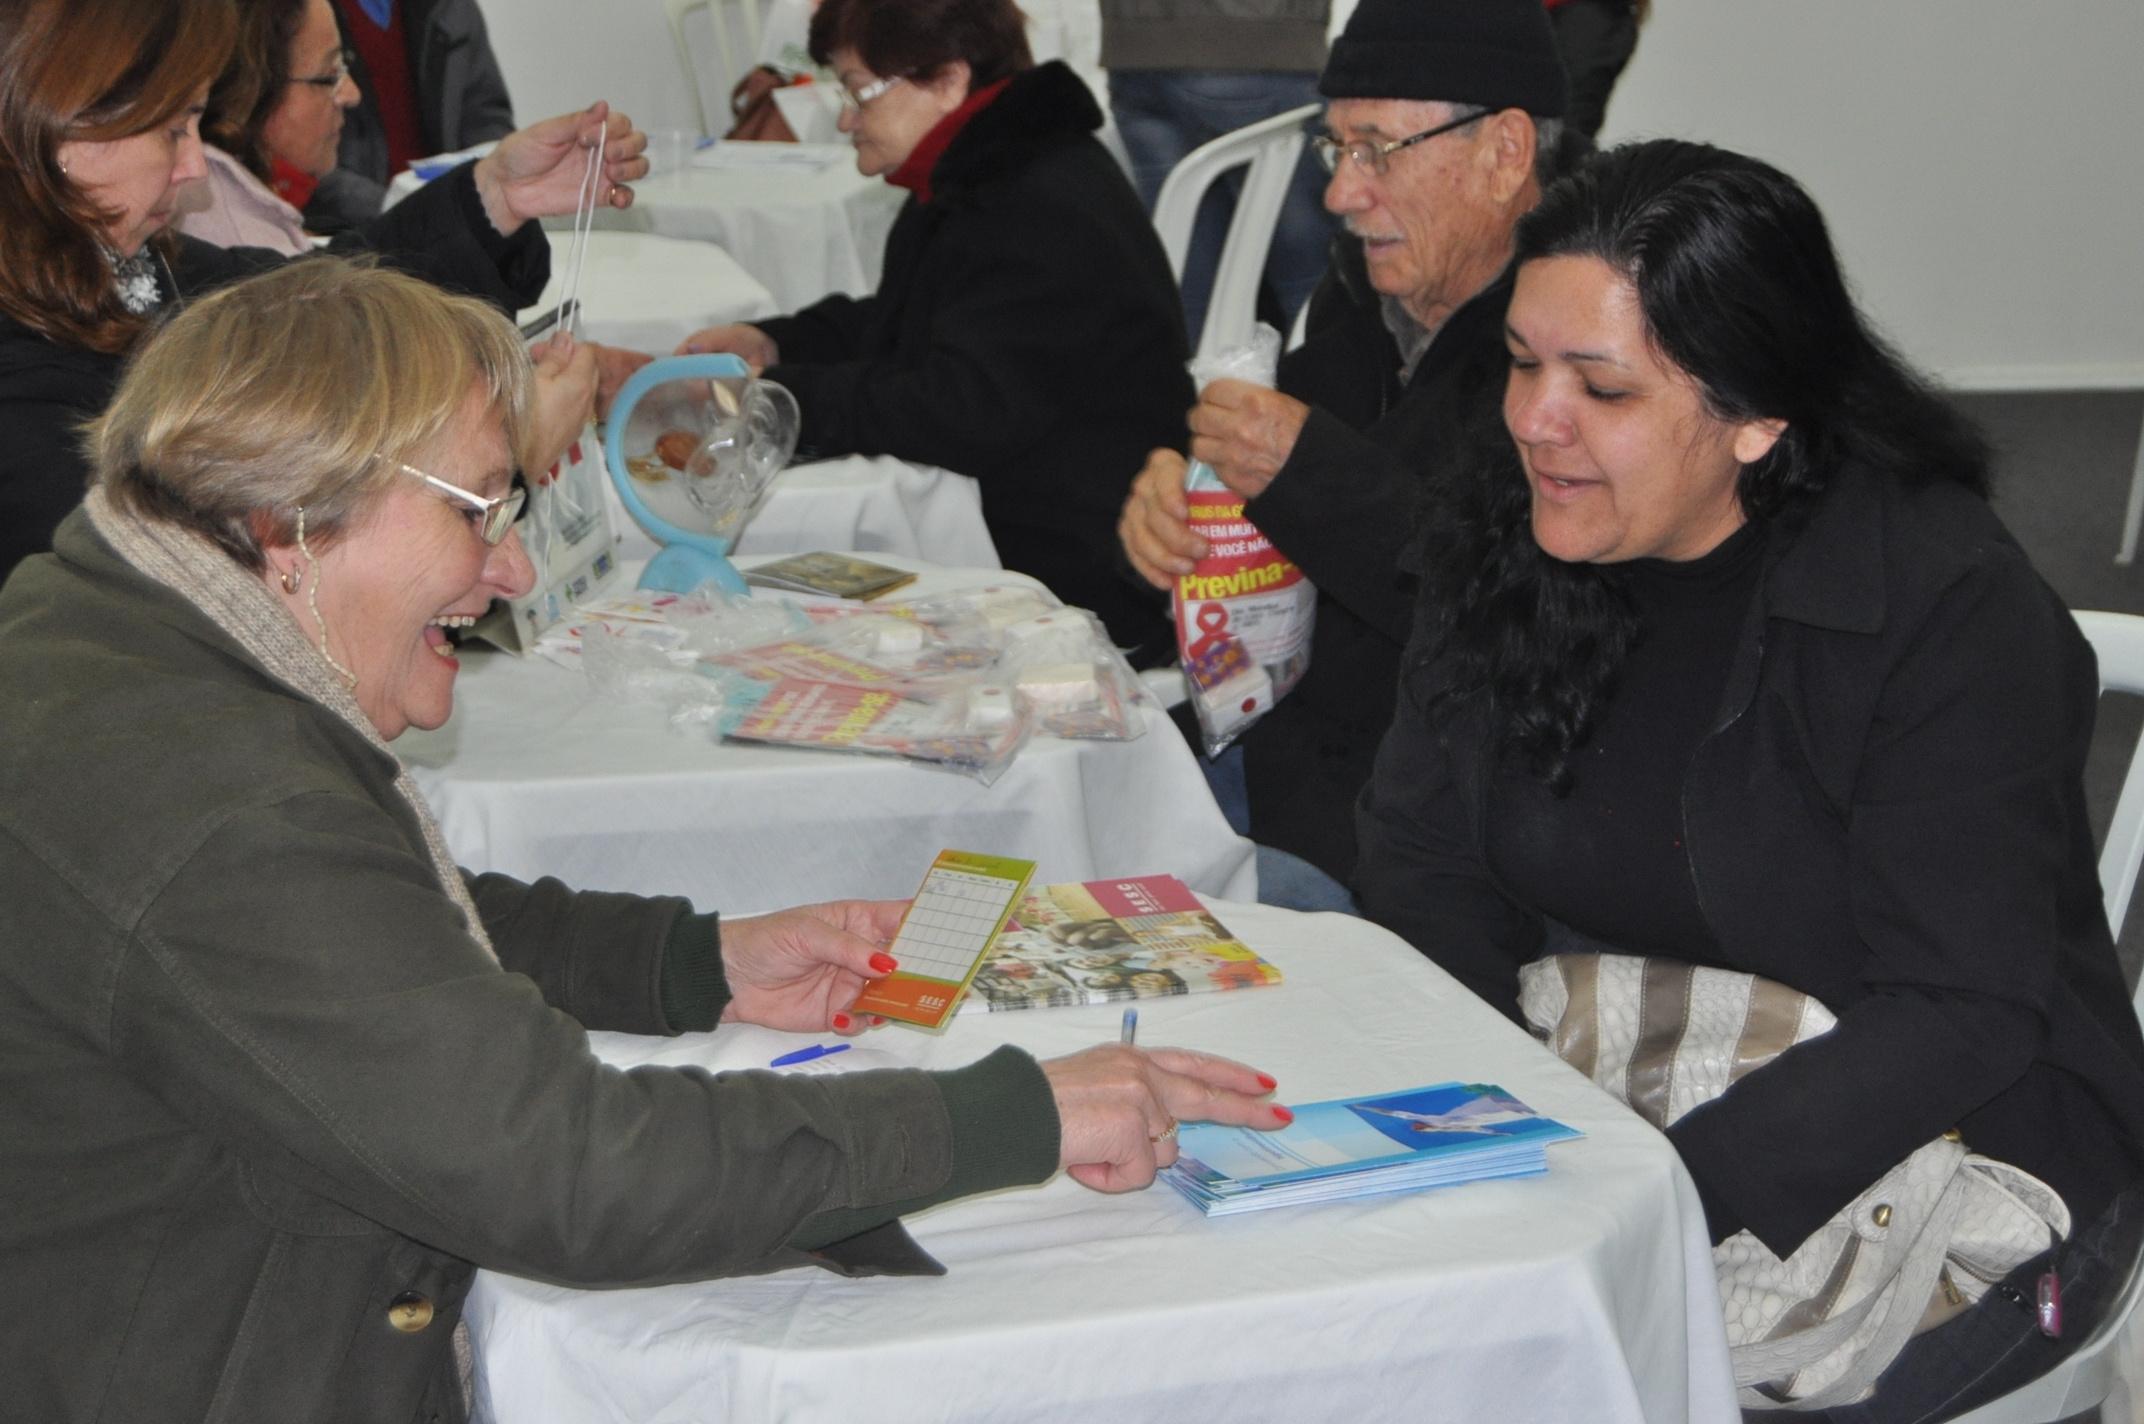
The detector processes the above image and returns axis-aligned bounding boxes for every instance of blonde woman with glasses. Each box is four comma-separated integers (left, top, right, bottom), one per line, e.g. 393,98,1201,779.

0,258,1287,1424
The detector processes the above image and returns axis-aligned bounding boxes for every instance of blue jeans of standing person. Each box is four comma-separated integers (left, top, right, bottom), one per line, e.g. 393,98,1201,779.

1203,741,1359,915
1109,68,1335,352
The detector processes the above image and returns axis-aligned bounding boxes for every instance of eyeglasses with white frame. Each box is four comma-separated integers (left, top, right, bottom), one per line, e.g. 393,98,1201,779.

1311,106,1490,177
836,74,904,112
395,462,526,545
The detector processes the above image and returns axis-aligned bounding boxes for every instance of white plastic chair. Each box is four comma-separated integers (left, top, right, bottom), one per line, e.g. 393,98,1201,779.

2114,416,2144,565
663,0,765,138
1150,103,1321,364
1947,608,2144,1423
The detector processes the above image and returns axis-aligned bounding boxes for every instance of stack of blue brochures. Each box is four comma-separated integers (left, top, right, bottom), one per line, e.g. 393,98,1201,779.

1162,1081,1582,1216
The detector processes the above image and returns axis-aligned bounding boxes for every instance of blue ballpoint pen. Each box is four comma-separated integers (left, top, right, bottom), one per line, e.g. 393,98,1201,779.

1121,1007,1138,1045
769,1043,852,1068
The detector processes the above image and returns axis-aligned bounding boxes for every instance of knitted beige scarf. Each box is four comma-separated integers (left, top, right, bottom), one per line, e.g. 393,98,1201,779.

84,485,497,962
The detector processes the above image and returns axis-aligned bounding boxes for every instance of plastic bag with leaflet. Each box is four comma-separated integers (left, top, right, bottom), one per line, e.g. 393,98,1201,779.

1173,324,1316,756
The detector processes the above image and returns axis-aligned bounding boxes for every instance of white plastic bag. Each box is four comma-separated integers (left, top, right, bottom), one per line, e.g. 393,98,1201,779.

1173,324,1316,756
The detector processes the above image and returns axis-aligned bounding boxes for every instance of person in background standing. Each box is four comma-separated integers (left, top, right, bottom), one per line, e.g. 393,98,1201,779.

305,0,515,229
1543,0,1644,140
1100,0,1337,349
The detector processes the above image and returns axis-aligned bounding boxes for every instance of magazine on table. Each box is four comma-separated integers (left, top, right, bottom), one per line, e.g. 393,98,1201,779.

959,875,1282,1013
1162,1082,1582,1216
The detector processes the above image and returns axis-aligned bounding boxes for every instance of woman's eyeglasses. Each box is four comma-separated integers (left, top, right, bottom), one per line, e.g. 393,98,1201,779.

290,49,354,91
836,75,904,113
1310,107,1489,177
397,463,526,545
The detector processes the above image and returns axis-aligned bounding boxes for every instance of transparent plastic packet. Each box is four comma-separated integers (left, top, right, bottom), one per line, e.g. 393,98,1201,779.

577,620,741,731
1173,323,1317,756
993,608,1147,741
717,672,1033,783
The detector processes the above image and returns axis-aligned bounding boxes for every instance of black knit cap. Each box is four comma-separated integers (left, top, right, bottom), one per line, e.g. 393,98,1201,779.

1319,0,1568,118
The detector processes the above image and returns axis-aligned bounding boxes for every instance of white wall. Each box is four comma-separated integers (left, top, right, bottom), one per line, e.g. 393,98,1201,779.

1599,1,2144,390
486,0,2144,390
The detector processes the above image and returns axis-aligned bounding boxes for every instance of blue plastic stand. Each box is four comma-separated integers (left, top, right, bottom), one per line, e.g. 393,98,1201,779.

603,354,754,596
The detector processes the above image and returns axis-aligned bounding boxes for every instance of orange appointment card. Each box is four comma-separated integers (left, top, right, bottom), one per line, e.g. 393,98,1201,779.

852,850,1037,1030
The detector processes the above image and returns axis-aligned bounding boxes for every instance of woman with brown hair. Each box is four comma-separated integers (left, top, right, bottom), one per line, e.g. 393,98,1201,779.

0,0,646,585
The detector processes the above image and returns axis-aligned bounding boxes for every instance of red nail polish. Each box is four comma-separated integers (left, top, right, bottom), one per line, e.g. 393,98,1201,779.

870,1015,888,1027
1256,1073,1277,1091
1271,1105,1295,1125
868,952,897,974
832,1012,853,1031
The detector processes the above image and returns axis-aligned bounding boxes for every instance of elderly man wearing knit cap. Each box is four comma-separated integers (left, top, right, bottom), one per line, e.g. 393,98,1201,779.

1118,0,1569,911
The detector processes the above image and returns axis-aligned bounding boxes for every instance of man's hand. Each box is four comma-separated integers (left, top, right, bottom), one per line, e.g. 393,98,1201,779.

588,343,655,420
1187,379,1311,500
675,323,780,374
719,900,908,1033
1116,449,1209,590
473,102,649,235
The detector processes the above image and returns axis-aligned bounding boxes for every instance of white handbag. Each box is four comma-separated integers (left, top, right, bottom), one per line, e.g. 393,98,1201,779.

1518,954,2068,1410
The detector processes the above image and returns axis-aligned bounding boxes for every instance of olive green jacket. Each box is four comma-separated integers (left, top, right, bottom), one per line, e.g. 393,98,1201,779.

0,514,1058,1423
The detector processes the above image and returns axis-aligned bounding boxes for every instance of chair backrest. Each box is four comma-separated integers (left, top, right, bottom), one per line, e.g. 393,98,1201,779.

1921,608,2144,1424
664,0,766,138
1150,103,1321,364
2074,612,2144,1001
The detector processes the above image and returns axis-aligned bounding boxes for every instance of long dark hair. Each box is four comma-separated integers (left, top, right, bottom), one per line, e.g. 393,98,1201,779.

204,0,310,185
1418,139,1991,791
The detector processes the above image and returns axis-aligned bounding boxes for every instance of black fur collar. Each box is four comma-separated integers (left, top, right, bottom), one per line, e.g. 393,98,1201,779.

931,61,1102,197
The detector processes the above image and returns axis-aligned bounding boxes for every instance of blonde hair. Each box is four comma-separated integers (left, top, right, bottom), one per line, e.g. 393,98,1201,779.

92,257,534,570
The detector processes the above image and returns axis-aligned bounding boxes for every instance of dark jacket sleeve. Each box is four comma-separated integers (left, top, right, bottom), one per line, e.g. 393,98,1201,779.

1668,550,2099,1255
1247,407,1424,646
1354,662,1547,1010
119,790,1058,1288
756,201,1125,475
327,160,548,312
754,291,884,366
175,163,547,315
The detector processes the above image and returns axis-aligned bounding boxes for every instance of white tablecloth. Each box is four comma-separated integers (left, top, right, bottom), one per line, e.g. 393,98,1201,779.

609,141,906,312
399,559,1250,914
465,899,1740,1424
607,454,999,569
521,230,777,354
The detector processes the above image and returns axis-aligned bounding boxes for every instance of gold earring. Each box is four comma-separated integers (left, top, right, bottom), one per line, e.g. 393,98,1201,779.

280,565,302,594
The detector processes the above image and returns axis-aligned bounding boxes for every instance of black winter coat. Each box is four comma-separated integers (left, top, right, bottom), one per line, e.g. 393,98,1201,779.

1218,245,1513,882
1357,463,2144,1256
754,62,1190,665
0,165,547,588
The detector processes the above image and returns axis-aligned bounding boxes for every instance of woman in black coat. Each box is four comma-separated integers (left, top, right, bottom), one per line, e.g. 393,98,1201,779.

0,0,645,587
679,0,1191,665
1355,139,2144,1420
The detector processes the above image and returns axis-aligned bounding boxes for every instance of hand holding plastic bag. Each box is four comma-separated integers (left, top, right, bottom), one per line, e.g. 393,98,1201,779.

1174,324,1316,756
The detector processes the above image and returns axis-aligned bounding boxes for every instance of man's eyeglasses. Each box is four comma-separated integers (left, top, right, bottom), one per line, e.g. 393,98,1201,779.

1311,107,1490,177
836,75,904,113
290,49,354,91
397,462,526,545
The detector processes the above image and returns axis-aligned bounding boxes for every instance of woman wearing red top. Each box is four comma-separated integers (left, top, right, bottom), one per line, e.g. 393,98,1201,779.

675,0,1195,666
